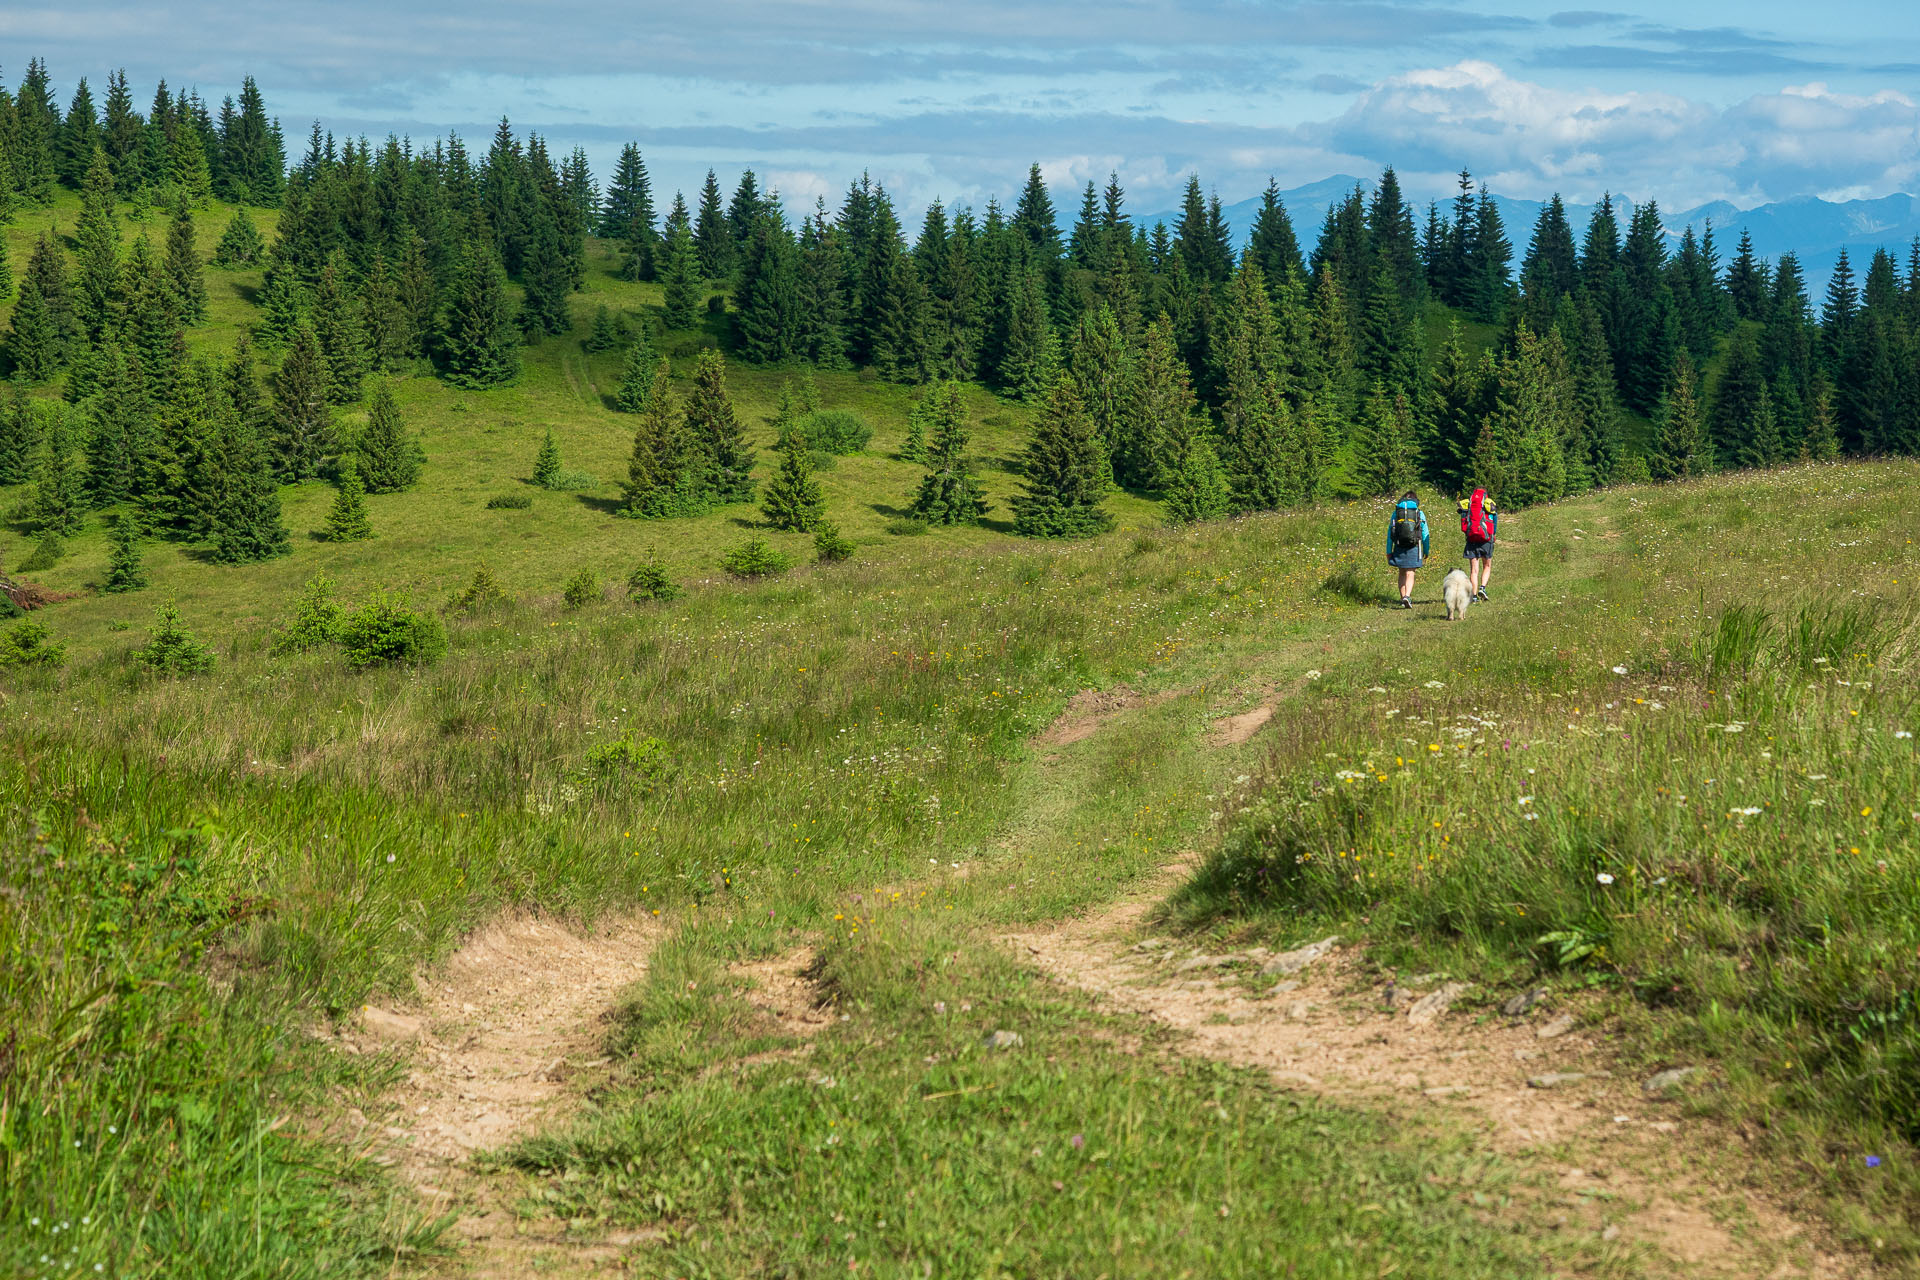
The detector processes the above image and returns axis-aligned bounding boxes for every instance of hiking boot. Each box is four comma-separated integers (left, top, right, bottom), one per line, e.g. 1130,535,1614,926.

1400,596,1412,610
1475,588,1489,602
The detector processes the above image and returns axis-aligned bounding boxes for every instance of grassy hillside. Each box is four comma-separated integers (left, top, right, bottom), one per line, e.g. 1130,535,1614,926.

7,190,1920,1276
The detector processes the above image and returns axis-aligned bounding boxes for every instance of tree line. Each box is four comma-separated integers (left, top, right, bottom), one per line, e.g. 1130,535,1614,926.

1,58,1918,566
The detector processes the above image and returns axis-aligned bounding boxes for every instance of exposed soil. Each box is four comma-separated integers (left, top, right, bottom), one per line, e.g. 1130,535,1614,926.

1210,703,1273,746
1036,683,1149,747
331,914,659,1278
1008,871,1867,1280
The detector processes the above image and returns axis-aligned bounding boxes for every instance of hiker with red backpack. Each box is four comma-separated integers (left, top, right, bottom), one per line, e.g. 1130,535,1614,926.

1386,490,1429,610
1458,488,1498,601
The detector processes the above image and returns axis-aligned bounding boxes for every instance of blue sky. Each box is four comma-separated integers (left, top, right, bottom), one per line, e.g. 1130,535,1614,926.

5,1,1918,218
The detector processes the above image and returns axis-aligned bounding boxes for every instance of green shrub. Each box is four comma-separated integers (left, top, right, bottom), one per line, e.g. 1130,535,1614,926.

720,535,793,579
562,568,602,609
886,516,929,537
486,493,532,510
582,730,672,791
338,593,448,668
797,409,871,455
813,522,855,563
627,560,682,602
0,618,66,667
550,468,600,492
449,564,514,613
272,575,344,655
132,598,215,675
18,530,64,572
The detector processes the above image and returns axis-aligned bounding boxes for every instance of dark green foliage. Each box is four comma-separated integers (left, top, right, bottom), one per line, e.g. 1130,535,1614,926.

354,384,423,493
272,574,343,653
1011,379,1114,538
0,383,39,484
619,360,709,519
254,263,305,348
1469,323,1571,508
102,510,148,592
360,256,414,373
82,345,155,508
485,492,532,510
8,234,73,382
812,521,855,563
795,409,869,455
720,534,793,578
23,410,84,535
660,215,701,330
164,200,208,325
1160,429,1232,525
900,392,929,462
1069,306,1132,480
439,237,522,388
0,618,66,668
736,215,804,365
760,422,825,532
685,348,754,503
584,306,624,353
72,151,122,342
18,530,66,572
208,425,290,564
269,325,333,480
132,596,216,674
1349,383,1420,498
694,170,733,279
1804,381,1841,462
562,568,601,609
518,197,574,337
211,208,265,267
0,241,13,303
614,330,659,413
1119,317,1187,492
906,382,988,526
1649,350,1713,481
338,593,448,667
312,254,366,404
320,456,373,542
532,428,562,489
449,564,514,612
626,558,682,601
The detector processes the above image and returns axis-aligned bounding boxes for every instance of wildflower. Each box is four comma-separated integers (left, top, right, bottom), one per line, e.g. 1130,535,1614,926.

1898,731,1914,740
1867,1155,1882,1168
1862,807,1873,817
1596,873,1615,885
1424,680,1445,689
1071,1133,1085,1149
1518,796,1534,806
1305,669,1322,680
1731,807,1762,817
1611,665,1628,675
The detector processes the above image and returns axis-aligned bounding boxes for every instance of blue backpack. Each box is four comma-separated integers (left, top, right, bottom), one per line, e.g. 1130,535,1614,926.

1391,502,1421,551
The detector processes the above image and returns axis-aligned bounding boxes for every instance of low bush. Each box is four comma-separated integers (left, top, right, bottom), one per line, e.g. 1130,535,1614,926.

338,593,447,668
813,522,855,563
448,564,514,613
581,731,672,791
271,575,343,654
797,409,871,455
720,535,793,579
486,493,533,510
886,516,929,537
132,598,215,675
562,568,602,609
0,618,66,668
627,560,682,602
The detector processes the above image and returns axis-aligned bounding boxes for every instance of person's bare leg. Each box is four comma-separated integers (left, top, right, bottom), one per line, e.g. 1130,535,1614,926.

1477,558,1492,595
1398,568,1415,603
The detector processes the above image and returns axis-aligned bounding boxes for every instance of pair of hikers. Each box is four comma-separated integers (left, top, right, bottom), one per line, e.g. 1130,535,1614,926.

1387,489,1496,609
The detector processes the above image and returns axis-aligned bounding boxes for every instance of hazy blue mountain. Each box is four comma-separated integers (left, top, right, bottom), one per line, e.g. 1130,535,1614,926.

1139,178,1917,294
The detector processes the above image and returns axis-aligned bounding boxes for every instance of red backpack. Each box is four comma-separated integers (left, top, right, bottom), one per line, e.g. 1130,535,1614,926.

1462,489,1494,542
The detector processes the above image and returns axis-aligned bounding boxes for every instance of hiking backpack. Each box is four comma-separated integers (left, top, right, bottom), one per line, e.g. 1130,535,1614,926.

1391,504,1421,551
1462,489,1494,542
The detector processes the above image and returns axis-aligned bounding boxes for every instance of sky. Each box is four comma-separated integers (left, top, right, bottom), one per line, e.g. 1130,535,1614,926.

5,1,1920,222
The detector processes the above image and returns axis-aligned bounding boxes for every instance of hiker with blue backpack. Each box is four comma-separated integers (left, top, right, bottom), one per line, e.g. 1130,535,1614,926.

1386,490,1429,610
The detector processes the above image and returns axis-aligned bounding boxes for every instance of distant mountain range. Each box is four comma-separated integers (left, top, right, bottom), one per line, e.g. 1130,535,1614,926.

1139,177,1920,296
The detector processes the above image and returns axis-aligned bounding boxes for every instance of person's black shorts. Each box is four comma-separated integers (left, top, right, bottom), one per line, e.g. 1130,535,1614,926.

1464,540,1494,560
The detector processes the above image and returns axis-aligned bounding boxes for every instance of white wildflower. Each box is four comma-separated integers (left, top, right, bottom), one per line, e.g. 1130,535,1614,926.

1611,665,1628,675
1596,873,1615,885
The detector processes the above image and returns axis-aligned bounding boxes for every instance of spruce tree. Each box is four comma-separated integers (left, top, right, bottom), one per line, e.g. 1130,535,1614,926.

584,306,621,353
72,150,122,342
355,383,424,493
736,214,805,365
1708,331,1771,465
614,328,660,412
760,421,826,531
255,262,305,348
360,255,413,373
518,196,574,336
619,359,707,518
320,455,373,541
212,207,265,266
6,236,68,383
1648,350,1712,481
1350,382,1420,497
684,348,753,503
907,382,989,526
660,216,701,329
439,235,522,388
1132,315,1194,492
1069,306,1132,484
270,325,334,480
693,170,733,279
900,385,932,462
164,199,208,324
1010,378,1113,538
0,383,38,484
209,423,290,563
998,266,1060,401
1469,323,1571,508
1804,379,1841,462
25,410,84,536
1160,429,1232,525
0,242,12,303
82,344,155,508
102,509,148,592
313,252,367,403
532,427,562,488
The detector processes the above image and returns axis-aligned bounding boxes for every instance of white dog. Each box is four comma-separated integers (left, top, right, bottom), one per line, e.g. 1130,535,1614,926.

1442,569,1473,621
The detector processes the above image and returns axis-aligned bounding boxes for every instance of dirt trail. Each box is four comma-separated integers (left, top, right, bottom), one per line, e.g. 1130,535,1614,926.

1009,867,1865,1280
332,914,659,1277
